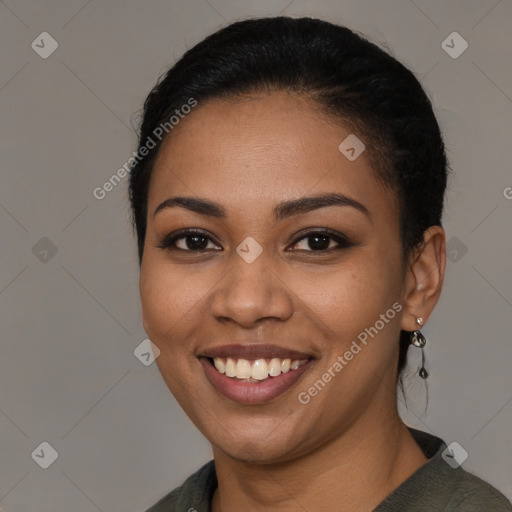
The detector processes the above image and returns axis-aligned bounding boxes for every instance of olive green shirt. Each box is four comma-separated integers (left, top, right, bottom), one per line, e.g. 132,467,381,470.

146,427,512,511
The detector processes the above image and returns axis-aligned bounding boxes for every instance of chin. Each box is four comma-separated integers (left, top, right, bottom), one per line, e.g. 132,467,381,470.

211,430,304,465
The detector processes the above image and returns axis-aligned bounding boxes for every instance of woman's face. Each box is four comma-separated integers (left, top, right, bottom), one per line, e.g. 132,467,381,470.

140,92,411,462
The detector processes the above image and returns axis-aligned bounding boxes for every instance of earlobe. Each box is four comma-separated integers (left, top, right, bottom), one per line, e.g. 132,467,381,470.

400,226,446,332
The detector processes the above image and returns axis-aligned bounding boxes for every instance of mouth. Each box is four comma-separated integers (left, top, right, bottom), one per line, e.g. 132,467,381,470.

198,344,315,404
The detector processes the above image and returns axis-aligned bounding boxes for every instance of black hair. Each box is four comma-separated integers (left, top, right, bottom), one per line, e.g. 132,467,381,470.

128,16,448,391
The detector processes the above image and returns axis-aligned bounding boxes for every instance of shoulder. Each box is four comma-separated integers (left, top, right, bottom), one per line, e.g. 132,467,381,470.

411,427,511,510
376,427,512,511
447,468,512,511
145,460,217,512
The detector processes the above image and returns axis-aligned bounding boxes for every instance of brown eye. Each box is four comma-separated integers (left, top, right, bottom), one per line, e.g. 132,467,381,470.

288,230,353,252
157,229,221,252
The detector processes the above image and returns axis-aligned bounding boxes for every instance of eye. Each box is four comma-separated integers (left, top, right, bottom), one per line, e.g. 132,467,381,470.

156,229,221,252
156,228,353,254
287,229,353,252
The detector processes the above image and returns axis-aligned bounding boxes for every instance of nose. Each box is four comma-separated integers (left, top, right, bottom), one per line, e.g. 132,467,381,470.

210,253,294,328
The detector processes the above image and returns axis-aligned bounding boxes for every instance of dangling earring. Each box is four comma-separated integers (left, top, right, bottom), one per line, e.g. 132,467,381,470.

410,317,428,378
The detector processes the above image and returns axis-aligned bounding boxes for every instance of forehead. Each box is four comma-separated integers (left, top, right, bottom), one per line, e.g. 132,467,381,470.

148,92,393,219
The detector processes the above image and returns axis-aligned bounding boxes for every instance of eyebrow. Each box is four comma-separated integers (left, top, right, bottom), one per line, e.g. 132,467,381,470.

153,192,370,221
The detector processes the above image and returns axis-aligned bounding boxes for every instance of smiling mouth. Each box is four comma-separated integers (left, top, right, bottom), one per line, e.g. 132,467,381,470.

207,356,310,382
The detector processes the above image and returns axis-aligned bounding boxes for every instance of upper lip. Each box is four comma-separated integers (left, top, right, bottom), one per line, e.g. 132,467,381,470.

199,343,314,360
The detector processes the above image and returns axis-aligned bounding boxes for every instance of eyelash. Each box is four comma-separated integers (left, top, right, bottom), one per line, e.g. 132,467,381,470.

156,228,354,254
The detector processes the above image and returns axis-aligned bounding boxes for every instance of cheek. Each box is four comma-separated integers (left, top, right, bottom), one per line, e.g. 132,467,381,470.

292,261,404,418
139,261,210,407
139,258,205,351
303,256,402,343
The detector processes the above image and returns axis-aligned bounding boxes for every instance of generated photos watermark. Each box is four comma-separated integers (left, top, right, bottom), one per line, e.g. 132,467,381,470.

93,97,198,200
298,301,403,404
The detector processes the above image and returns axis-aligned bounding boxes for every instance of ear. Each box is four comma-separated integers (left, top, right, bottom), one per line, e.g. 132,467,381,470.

400,226,446,331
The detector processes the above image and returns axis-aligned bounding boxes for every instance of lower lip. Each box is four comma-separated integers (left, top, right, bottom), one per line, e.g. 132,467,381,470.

199,357,314,404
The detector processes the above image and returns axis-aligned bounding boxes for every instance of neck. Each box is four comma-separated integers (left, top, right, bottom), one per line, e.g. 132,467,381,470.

211,410,428,512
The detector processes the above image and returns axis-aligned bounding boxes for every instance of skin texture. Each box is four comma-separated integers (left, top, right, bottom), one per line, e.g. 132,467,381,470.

139,91,446,511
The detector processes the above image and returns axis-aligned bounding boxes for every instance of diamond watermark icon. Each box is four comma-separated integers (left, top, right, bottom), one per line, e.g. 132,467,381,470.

441,32,468,59
134,338,160,366
31,441,59,469
338,134,365,161
446,236,468,263
442,441,468,469
236,237,263,263
31,32,59,59
32,237,58,263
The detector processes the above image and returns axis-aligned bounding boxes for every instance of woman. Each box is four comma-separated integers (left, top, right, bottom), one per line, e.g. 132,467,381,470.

129,16,512,512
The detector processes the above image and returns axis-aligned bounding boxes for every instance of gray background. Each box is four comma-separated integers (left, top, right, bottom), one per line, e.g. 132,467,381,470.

1,0,511,510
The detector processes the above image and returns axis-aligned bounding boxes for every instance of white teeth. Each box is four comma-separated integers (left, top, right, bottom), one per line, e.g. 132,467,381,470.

290,360,300,370
235,359,252,379
212,356,308,380
251,359,269,380
213,357,225,374
225,357,236,377
268,358,282,377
